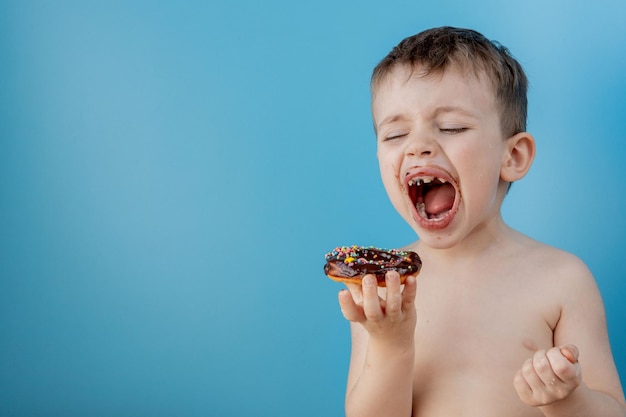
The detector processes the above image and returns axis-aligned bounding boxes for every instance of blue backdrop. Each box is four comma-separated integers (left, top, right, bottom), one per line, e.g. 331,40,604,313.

1,1,624,416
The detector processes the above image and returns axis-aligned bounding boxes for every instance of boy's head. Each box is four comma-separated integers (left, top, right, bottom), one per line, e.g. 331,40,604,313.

371,26,527,138
371,27,536,246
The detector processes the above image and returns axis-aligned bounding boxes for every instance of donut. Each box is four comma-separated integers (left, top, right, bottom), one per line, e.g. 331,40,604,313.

323,245,422,287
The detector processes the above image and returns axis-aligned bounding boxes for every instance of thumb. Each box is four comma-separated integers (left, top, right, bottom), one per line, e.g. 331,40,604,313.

560,344,579,364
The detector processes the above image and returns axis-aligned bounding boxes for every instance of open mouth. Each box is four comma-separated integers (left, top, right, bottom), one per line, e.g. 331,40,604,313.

405,168,460,229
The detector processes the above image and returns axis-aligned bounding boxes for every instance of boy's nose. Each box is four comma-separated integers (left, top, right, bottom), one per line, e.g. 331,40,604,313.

404,133,436,158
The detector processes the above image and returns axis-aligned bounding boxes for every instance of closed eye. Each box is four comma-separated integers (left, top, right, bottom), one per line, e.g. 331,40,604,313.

440,127,468,134
382,131,409,141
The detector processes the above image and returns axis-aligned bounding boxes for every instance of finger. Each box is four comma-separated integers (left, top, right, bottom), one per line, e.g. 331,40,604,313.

521,354,546,391
532,349,559,387
513,368,534,402
338,289,365,322
344,283,363,305
401,275,418,309
362,275,384,320
559,344,578,364
384,271,402,317
547,346,581,383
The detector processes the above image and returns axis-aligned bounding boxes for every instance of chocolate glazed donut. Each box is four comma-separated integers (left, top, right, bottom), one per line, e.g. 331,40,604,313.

324,245,422,287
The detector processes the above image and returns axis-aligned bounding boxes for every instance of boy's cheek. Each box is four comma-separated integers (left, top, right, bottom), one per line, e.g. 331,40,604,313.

380,175,404,202
378,157,411,213
378,158,402,182
378,164,396,189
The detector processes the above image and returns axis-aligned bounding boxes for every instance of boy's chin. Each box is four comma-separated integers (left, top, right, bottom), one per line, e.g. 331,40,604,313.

407,215,463,249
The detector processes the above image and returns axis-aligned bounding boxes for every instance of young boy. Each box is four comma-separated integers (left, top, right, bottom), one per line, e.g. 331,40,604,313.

337,27,625,417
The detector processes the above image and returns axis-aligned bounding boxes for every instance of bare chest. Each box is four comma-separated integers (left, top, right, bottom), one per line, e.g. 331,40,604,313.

408,271,559,416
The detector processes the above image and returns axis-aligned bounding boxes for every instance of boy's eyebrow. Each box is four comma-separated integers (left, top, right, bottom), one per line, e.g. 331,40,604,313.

433,106,479,119
376,114,406,130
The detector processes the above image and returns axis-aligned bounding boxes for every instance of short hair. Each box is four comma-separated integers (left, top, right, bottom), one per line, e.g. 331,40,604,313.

371,26,528,138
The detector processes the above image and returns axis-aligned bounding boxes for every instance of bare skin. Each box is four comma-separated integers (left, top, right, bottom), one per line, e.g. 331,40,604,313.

337,65,626,417
340,228,625,417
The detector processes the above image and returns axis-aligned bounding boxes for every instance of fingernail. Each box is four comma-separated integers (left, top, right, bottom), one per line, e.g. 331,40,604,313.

363,276,376,287
560,346,578,363
386,273,399,282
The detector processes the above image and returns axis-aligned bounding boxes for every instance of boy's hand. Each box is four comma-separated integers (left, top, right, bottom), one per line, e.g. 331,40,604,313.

513,345,582,407
338,271,417,346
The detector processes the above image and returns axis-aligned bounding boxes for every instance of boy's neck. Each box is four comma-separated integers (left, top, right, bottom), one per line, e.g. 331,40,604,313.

412,215,519,263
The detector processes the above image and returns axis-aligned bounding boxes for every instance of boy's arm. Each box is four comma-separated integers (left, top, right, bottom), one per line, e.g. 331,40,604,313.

339,273,417,417
514,256,626,416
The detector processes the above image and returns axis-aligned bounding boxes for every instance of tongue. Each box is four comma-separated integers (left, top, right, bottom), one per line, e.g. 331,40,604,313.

424,183,455,216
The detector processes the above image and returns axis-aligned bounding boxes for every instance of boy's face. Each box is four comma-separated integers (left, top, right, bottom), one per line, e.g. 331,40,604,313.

372,64,510,249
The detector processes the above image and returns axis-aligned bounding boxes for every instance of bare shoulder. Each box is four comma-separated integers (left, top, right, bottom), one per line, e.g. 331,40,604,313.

511,233,604,319
532,243,602,319
513,234,594,289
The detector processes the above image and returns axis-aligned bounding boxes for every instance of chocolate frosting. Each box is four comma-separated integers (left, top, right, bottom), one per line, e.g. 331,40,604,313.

324,245,422,282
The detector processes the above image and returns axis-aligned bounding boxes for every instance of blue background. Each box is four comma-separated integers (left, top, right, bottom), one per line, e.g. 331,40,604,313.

1,1,624,416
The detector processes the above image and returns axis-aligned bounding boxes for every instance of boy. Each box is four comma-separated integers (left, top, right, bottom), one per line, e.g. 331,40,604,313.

337,27,625,417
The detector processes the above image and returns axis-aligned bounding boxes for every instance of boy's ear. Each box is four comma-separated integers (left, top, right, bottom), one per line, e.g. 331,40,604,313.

500,132,535,182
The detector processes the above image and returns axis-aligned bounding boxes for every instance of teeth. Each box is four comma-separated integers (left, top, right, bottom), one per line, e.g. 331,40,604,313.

416,202,447,221
416,202,426,217
408,176,446,186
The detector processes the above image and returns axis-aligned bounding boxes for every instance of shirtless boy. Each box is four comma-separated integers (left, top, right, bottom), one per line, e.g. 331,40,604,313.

337,26,625,417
